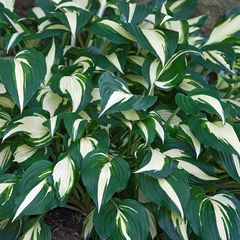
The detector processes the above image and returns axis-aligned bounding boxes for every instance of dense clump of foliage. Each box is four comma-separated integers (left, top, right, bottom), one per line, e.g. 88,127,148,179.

0,0,240,239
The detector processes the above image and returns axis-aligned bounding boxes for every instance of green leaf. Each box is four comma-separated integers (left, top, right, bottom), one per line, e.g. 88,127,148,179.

136,170,189,218
187,188,240,240
82,150,130,211
0,49,46,112
0,219,22,240
134,148,178,178
94,199,149,240
98,72,157,116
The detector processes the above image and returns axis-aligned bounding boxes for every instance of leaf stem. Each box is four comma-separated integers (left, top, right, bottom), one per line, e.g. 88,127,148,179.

164,107,180,127
126,131,132,160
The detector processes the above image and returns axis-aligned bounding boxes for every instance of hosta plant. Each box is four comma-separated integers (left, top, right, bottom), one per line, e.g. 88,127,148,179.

0,0,240,239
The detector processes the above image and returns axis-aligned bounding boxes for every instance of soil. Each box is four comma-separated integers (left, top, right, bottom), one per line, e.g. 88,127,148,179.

44,208,84,240
195,0,240,36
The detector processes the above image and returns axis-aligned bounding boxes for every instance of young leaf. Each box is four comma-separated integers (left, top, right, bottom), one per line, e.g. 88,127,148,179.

117,2,151,24
83,209,95,240
12,143,48,168
36,86,63,117
52,155,75,205
133,111,165,144
54,8,92,38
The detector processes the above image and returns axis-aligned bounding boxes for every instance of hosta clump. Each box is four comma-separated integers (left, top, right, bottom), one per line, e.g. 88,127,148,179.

0,0,240,239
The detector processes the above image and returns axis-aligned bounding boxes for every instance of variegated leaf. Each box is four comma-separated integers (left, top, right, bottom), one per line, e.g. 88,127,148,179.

55,7,92,38
13,161,57,221
64,113,87,142
98,72,157,116
82,150,130,211
53,70,92,112
137,170,189,218
83,209,95,240
125,24,178,65
36,86,63,117
154,48,202,90
52,155,75,204
135,148,178,178
3,112,52,147
176,89,227,124
188,188,240,240
190,118,240,156
0,49,46,112
0,145,12,174
94,199,149,240
19,217,51,240
90,19,135,44
158,209,189,240
206,13,240,44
